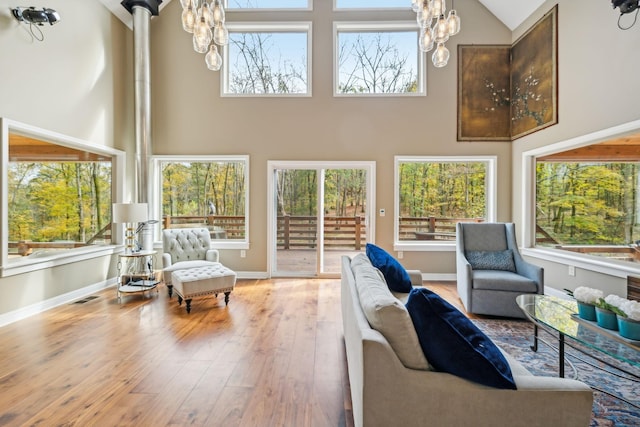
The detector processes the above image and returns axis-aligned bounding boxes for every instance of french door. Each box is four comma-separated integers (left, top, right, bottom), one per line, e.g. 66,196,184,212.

267,161,375,278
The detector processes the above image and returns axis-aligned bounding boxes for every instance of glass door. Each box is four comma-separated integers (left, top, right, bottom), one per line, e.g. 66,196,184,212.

268,161,374,278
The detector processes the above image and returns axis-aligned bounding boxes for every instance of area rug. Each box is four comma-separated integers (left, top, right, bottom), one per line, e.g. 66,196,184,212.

473,318,640,427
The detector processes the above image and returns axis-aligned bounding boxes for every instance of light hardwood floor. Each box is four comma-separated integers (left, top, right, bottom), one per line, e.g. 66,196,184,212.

0,279,463,427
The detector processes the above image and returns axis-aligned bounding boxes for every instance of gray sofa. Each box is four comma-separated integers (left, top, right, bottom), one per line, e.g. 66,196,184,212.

341,254,593,427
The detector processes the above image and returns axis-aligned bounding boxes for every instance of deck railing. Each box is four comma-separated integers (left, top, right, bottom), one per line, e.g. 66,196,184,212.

398,216,484,241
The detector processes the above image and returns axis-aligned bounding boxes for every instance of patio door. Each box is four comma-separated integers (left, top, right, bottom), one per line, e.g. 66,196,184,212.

267,161,375,278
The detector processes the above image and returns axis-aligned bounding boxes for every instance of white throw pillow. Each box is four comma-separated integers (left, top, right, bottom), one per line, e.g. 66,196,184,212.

352,255,430,370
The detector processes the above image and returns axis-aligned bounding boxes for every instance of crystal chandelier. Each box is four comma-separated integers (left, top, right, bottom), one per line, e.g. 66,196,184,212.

411,0,461,68
180,0,228,71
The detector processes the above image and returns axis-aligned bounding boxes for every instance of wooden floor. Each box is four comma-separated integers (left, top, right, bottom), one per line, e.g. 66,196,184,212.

0,279,464,427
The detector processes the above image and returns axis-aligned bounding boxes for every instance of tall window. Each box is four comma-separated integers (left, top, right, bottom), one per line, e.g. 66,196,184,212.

395,156,497,246
223,23,312,96
334,22,423,96
536,160,640,263
154,156,249,248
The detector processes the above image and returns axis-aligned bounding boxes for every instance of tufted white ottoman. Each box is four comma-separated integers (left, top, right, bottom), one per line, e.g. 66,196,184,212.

171,263,237,313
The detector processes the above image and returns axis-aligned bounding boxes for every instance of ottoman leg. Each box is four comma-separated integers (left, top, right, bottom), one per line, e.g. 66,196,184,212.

224,291,231,305
186,299,192,313
178,295,183,305
167,284,173,298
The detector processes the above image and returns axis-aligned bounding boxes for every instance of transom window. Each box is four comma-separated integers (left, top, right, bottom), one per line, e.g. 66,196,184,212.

153,156,249,249
335,0,409,9
226,0,311,10
223,23,312,96
394,156,497,247
334,22,423,96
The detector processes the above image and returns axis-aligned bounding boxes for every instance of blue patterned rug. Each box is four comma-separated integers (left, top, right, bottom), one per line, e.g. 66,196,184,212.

473,318,640,427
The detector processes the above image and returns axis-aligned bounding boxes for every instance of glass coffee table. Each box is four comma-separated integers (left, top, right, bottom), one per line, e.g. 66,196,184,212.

516,294,639,407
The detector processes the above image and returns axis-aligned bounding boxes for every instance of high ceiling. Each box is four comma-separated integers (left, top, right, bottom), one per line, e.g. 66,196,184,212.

97,0,547,30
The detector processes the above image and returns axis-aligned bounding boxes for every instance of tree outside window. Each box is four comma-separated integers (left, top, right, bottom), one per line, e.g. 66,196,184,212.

335,23,422,96
224,24,310,96
395,157,495,243
536,161,640,263
159,158,248,242
8,148,113,258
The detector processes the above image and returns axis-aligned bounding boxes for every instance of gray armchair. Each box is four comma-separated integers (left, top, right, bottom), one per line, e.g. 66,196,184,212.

456,222,543,318
162,228,219,296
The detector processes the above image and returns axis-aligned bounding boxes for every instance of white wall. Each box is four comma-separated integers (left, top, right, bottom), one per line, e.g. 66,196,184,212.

0,0,133,316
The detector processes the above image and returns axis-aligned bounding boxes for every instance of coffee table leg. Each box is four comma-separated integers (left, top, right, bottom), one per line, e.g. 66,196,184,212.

531,324,539,352
559,333,565,378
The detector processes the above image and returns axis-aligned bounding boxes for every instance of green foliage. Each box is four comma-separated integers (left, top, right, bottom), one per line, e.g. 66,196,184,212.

398,162,487,219
274,169,367,217
536,162,639,246
8,162,112,244
162,161,246,217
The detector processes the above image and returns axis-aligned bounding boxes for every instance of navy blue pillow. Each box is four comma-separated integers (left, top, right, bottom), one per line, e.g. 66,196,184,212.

405,288,516,390
365,243,413,293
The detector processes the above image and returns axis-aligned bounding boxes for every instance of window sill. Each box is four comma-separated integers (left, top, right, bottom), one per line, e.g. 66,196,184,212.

521,247,640,279
2,245,119,277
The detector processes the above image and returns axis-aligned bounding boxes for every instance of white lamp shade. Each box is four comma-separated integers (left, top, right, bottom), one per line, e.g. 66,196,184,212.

112,203,148,224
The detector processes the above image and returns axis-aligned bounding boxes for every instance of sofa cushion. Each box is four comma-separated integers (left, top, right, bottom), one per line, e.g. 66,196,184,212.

465,249,516,272
365,243,412,293
405,288,516,389
351,254,430,370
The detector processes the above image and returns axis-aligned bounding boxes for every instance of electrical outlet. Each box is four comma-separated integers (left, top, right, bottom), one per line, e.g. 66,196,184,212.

398,251,403,259
240,250,246,258
568,265,575,276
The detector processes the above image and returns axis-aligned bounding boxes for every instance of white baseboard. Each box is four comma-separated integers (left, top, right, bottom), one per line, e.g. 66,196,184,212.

236,271,269,280
0,278,116,328
423,273,457,281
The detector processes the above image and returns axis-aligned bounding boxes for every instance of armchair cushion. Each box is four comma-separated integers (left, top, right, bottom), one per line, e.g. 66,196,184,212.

365,243,412,293
465,249,516,272
406,287,517,390
472,270,538,292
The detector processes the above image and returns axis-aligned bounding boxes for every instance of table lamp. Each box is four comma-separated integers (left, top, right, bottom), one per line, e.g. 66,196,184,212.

112,203,148,253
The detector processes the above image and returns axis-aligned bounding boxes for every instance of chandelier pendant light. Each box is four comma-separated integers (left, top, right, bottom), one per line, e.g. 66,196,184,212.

412,0,461,68
181,0,229,71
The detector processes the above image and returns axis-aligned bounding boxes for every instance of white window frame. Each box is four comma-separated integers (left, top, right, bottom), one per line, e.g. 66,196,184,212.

521,119,640,278
151,155,250,250
393,155,497,252
333,21,425,97
222,22,313,98
225,0,312,11
0,117,125,277
333,0,410,11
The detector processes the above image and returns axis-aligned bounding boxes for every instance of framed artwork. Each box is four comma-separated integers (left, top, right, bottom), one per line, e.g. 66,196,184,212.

457,45,511,141
510,5,558,139
457,6,558,141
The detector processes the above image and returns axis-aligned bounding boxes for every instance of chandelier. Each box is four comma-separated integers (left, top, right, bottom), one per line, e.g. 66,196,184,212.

180,0,229,71
411,0,461,68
